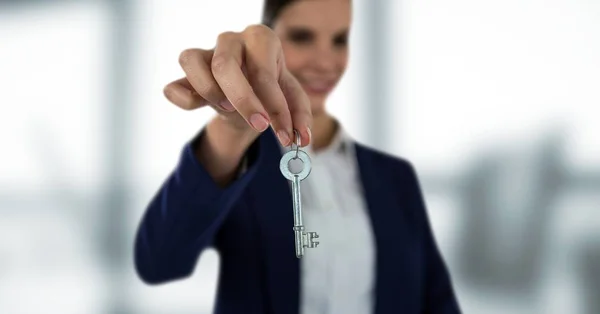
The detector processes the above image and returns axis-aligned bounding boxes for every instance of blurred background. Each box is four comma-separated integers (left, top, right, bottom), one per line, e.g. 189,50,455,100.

1,0,599,313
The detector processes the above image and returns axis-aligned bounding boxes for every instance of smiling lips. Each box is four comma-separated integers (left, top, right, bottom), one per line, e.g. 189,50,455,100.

300,79,337,95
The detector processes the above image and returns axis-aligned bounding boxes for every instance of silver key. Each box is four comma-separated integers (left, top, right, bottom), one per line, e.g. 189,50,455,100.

279,131,319,258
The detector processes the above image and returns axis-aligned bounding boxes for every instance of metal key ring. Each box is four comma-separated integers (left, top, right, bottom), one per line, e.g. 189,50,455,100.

292,129,301,159
280,149,312,181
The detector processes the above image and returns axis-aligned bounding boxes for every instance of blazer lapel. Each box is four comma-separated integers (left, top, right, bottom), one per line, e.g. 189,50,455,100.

248,130,300,314
355,143,421,313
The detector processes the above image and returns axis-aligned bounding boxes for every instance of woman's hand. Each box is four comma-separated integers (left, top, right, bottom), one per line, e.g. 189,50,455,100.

163,24,312,147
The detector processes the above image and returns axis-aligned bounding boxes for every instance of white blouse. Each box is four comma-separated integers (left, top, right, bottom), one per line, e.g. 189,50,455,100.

279,125,377,314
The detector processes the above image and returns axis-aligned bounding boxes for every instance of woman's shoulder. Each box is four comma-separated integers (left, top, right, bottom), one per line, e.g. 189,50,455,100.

353,141,416,174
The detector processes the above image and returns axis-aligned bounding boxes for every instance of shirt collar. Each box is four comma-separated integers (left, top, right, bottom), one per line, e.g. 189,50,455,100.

279,121,353,157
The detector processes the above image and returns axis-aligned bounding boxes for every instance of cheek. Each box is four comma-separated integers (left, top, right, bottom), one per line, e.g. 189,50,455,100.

282,45,307,73
337,51,349,75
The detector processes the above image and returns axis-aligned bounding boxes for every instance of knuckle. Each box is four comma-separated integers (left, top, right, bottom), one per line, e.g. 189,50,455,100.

217,31,238,43
244,24,270,35
195,82,218,98
266,108,286,120
243,24,276,41
291,105,312,118
232,94,253,111
210,54,229,75
253,69,277,86
178,48,200,67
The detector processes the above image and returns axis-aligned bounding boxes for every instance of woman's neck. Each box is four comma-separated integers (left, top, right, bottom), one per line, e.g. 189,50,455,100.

310,112,338,152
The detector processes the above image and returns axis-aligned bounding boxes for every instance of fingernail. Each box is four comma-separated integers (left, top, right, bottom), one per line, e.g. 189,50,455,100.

305,127,312,146
219,100,235,111
277,130,291,146
249,113,269,132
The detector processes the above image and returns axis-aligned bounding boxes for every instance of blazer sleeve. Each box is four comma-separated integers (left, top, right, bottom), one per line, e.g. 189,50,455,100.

406,163,462,313
134,130,261,285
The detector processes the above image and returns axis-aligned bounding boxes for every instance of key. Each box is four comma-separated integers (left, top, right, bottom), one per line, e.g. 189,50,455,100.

279,131,320,258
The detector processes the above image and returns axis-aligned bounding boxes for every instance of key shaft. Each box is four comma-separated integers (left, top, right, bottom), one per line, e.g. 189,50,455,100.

291,175,305,257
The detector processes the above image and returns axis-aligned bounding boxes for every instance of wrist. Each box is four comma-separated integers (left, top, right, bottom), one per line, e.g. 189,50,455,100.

193,117,259,187
205,116,259,159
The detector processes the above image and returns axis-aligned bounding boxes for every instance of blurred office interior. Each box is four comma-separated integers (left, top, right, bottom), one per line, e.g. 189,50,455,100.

0,0,599,313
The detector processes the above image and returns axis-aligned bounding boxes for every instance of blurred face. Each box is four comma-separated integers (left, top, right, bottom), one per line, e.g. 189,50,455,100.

273,0,351,116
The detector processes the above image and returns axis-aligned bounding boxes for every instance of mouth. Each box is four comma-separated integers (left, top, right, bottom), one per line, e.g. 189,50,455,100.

299,79,337,95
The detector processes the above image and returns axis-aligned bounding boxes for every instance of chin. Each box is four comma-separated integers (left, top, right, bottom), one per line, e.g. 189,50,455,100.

298,79,337,116
308,96,327,115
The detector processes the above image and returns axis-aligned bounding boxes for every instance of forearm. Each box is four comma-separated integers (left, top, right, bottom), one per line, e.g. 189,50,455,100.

135,131,263,284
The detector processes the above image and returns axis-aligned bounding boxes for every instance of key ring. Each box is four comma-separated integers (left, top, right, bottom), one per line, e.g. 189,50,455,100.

291,129,301,159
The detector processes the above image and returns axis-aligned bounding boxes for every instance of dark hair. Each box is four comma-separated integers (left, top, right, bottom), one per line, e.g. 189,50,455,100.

261,0,297,28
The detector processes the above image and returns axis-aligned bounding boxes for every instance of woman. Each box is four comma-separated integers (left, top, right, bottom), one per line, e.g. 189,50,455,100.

134,0,461,313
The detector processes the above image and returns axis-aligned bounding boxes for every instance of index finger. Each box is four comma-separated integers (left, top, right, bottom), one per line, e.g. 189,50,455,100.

211,32,271,133
279,68,312,147
243,25,294,146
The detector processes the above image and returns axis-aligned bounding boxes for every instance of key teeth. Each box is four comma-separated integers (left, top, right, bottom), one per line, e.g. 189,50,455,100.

303,231,320,248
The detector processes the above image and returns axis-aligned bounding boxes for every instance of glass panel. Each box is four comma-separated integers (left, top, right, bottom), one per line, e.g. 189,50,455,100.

0,3,110,314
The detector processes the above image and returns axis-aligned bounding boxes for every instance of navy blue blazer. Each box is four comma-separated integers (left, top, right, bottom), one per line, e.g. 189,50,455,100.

134,129,461,314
